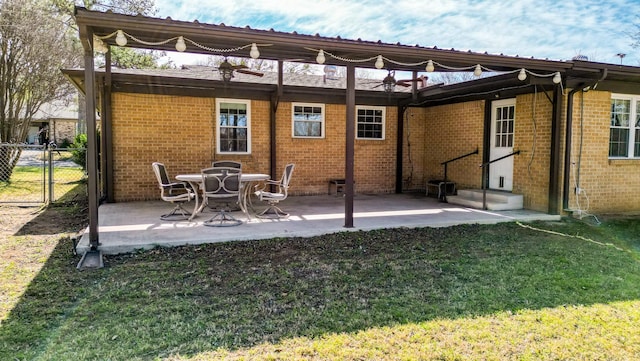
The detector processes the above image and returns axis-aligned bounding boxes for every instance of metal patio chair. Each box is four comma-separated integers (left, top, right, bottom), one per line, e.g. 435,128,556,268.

201,166,243,227
211,160,242,169
152,162,195,221
254,163,295,219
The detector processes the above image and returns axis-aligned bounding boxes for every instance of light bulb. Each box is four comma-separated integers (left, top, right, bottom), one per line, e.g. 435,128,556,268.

473,64,482,77
425,60,434,72
250,43,260,59
518,68,527,81
175,36,186,52
552,71,561,84
316,50,325,64
375,55,384,69
93,37,107,53
115,30,127,46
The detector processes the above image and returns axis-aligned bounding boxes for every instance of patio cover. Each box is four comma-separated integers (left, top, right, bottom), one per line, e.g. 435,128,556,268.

73,6,640,249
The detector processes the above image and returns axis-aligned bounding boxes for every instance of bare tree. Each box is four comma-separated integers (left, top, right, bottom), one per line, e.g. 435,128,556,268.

427,71,481,85
0,0,78,181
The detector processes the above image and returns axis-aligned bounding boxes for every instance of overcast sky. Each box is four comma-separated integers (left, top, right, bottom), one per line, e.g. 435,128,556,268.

155,0,639,68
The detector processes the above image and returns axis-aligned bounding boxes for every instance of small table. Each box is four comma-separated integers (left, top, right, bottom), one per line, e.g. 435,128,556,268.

176,173,269,220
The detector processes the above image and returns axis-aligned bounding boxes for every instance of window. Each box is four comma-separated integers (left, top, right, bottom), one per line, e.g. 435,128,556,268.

216,99,250,154
610,94,640,158
495,104,515,148
356,106,385,140
292,103,324,138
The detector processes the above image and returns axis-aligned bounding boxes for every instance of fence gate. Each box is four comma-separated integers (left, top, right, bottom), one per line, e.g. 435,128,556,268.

0,143,86,204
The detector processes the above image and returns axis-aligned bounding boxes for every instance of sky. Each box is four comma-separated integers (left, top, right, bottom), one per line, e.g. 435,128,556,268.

154,0,640,69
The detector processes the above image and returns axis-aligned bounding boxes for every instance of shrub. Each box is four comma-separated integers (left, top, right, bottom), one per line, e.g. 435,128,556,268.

70,134,87,169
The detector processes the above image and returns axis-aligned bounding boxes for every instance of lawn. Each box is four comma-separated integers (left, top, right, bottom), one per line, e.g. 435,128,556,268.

0,165,85,202
0,206,639,360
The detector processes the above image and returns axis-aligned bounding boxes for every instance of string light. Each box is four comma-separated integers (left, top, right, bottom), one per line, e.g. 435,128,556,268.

250,43,260,59
93,31,565,86
425,60,435,72
175,36,186,52
375,55,384,69
473,64,482,77
93,30,271,58
518,68,527,81
316,49,325,64
115,30,127,46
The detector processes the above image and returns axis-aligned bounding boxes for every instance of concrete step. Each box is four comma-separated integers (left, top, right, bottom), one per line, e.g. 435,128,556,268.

447,189,523,211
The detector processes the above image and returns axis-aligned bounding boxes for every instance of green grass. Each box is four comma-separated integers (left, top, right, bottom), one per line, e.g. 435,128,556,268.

0,165,85,202
0,216,639,360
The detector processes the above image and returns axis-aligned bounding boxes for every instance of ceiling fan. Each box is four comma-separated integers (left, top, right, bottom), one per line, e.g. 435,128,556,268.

217,58,264,82
367,70,426,93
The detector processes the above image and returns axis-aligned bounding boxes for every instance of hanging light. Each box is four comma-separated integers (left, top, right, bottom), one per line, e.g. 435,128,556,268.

473,64,482,77
382,71,396,93
518,68,527,81
425,60,435,72
250,43,260,59
375,55,384,69
115,30,127,46
552,71,561,84
316,49,326,64
218,59,235,82
175,36,187,52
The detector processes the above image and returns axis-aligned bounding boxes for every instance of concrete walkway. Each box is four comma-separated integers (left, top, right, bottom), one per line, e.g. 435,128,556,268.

77,192,562,255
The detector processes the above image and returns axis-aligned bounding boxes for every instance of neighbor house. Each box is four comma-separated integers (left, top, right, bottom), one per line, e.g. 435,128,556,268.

28,97,80,146
68,7,640,247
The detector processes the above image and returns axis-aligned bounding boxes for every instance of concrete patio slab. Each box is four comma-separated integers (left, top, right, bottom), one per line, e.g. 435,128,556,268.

77,192,561,255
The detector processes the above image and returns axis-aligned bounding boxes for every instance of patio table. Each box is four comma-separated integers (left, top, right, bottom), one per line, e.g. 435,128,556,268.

176,173,269,221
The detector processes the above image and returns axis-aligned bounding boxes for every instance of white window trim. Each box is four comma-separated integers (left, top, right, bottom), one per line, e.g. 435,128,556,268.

355,105,386,140
216,98,251,155
610,93,639,159
291,102,325,139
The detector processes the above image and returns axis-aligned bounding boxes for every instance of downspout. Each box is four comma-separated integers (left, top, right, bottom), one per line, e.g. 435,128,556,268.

562,86,581,211
562,69,607,211
395,105,407,193
269,60,283,182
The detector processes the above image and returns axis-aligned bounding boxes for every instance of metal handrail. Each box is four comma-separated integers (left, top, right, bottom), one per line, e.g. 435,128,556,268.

439,148,479,202
479,150,521,209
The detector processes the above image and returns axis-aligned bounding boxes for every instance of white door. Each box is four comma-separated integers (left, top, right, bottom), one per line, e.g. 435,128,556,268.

489,99,516,191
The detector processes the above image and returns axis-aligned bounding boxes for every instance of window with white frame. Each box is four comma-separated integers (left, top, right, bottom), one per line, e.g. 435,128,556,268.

610,94,640,158
356,106,385,140
216,99,250,154
292,103,324,138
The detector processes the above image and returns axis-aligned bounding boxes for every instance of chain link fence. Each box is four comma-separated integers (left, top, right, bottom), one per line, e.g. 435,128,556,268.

0,143,86,204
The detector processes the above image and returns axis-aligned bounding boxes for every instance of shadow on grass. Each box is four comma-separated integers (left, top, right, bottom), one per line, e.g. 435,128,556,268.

13,184,87,237
1,219,639,360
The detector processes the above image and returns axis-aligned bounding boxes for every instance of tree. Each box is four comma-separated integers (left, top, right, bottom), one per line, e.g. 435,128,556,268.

53,0,167,70
0,0,78,181
427,71,481,85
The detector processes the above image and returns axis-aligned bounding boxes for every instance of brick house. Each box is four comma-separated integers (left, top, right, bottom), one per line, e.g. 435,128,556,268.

69,7,640,247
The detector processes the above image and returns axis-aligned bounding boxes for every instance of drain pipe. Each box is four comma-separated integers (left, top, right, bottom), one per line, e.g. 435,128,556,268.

562,69,607,211
562,86,581,211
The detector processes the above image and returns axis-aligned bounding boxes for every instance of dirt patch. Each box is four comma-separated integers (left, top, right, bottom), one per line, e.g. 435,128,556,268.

0,198,88,239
